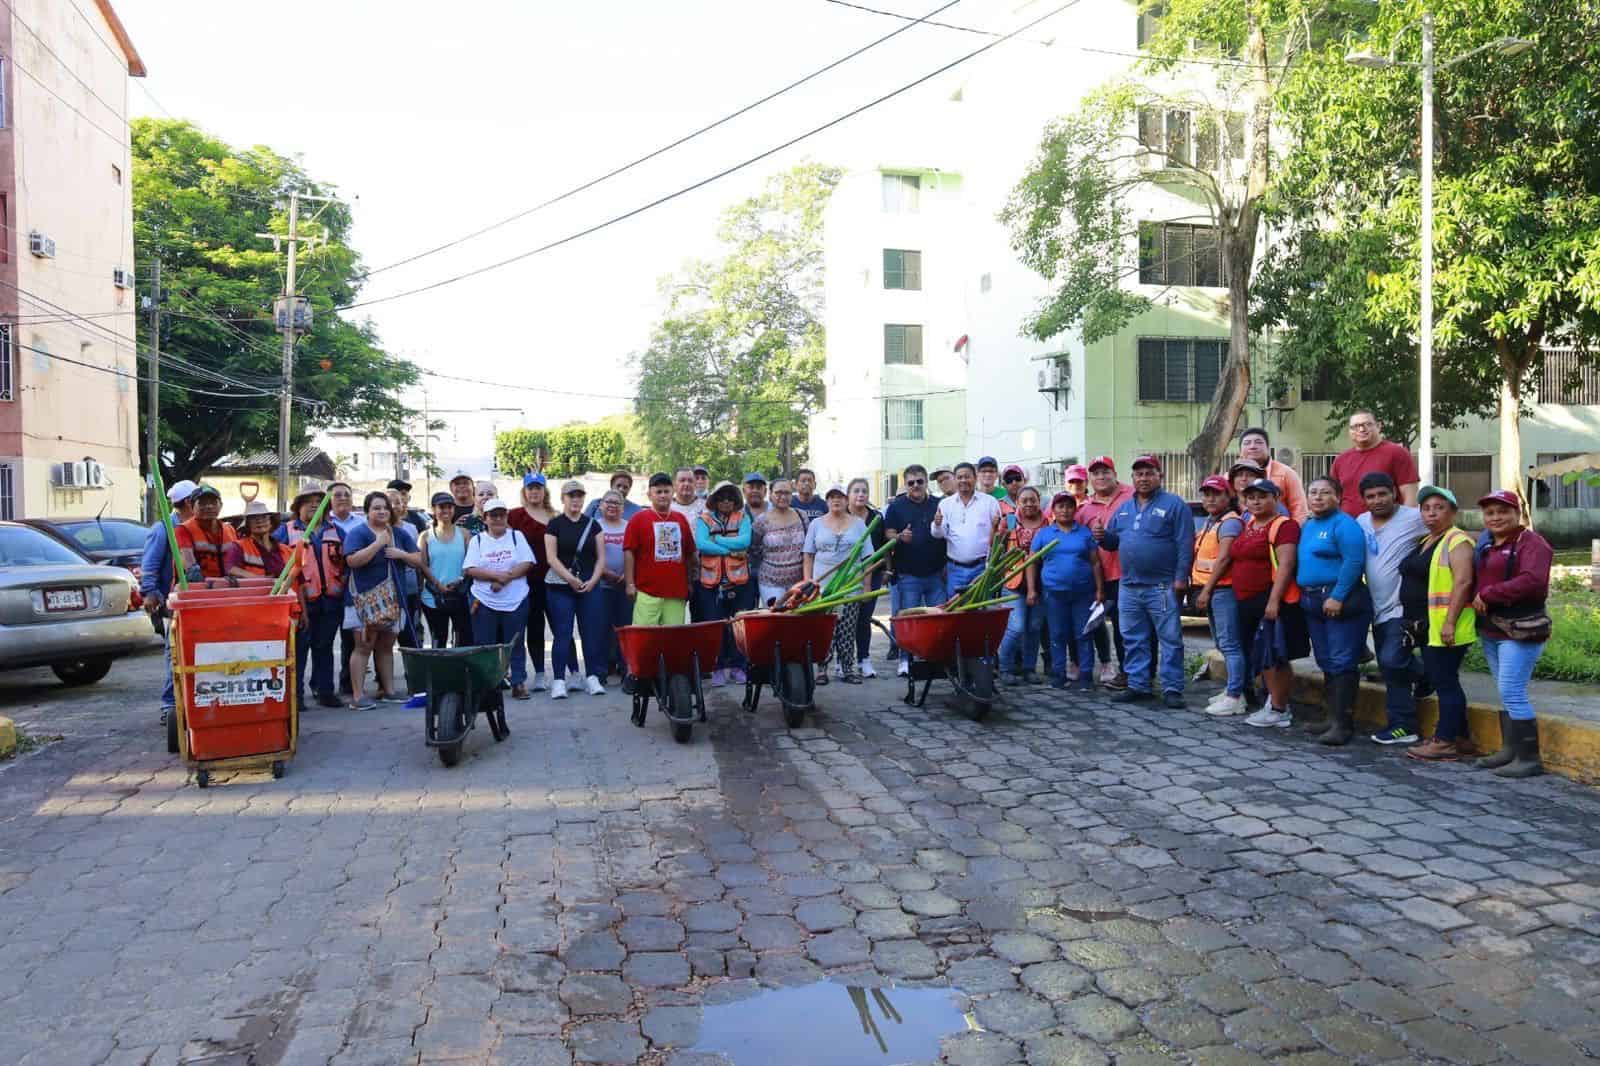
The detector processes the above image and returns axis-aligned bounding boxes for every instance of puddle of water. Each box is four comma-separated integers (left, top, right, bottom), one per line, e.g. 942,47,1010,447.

691,982,973,1065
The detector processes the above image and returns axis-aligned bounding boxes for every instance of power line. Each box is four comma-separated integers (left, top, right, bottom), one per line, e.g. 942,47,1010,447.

12,336,316,405
0,0,125,121
339,0,1082,312
0,48,127,148
357,0,964,280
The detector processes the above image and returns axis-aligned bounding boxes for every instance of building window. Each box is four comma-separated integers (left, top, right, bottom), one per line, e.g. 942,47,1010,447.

884,324,923,365
1299,453,1338,484
1536,348,1600,405
112,164,122,185
0,324,10,401
1536,452,1600,510
1301,363,1338,402
0,193,7,264
882,173,920,214
1138,107,1244,168
1135,2,1165,47
1137,337,1225,403
0,462,13,519
1437,453,1493,505
883,249,922,290
1138,222,1225,287
0,59,7,129
883,398,924,441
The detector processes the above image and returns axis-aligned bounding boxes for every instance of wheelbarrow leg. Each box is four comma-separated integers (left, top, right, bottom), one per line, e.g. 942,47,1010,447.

691,652,708,722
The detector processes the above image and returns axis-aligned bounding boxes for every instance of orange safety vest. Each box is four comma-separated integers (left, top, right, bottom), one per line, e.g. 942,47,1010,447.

1244,514,1301,604
1004,519,1046,591
177,517,237,581
298,524,347,601
697,511,750,588
235,536,295,579
1192,510,1239,587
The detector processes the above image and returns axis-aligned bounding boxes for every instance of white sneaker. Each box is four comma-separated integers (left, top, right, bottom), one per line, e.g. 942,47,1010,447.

859,659,877,678
1205,693,1246,717
897,661,909,677
1245,705,1291,728
1205,690,1234,707
532,671,548,693
1098,663,1118,684
550,679,568,700
585,676,604,696
1067,663,1081,682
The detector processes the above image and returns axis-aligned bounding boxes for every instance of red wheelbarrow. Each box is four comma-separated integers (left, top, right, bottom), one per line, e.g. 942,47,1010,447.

616,620,727,743
891,607,1012,720
731,611,838,729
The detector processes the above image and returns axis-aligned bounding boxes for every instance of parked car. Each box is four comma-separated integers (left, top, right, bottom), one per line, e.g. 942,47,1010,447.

0,521,156,686
22,516,150,571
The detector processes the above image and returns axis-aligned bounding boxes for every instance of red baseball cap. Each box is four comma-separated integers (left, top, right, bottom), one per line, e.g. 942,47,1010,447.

1200,475,1231,494
1002,463,1026,478
1477,489,1521,510
1087,455,1116,473
1065,464,1089,482
1131,454,1162,471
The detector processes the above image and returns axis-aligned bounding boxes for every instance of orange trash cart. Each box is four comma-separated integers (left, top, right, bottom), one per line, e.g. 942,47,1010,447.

168,578,300,787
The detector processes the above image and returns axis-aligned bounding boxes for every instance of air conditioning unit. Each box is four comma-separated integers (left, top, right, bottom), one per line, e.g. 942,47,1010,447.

1037,362,1069,392
112,267,134,290
85,460,107,488
51,461,88,487
29,232,56,259
1269,387,1300,410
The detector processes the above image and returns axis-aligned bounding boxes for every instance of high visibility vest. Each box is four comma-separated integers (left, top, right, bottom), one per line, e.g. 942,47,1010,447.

1004,520,1045,591
235,537,295,579
178,518,236,581
1192,511,1239,587
1424,528,1476,645
1245,514,1301,604
697,512,750,588
299,524,347,602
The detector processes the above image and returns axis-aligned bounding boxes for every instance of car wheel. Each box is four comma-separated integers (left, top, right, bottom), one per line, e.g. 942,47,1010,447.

52,658,113,687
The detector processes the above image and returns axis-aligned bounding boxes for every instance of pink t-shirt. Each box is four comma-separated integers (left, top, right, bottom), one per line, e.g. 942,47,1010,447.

1076,482,1133,581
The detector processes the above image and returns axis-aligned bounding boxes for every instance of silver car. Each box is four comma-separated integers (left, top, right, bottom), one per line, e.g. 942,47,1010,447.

0,520,157,685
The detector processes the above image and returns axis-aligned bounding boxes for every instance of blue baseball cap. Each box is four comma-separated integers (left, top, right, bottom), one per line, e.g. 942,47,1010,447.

742,472,767,485
522,471,546,487
977,455,998,468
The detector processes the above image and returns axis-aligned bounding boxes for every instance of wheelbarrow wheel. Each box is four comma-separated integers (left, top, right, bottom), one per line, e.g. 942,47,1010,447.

195,769,210,789
271,760,285,780
780,661,808,729
667,674,694,744
437,692,466,767
957,656,995,721
493,708,510,740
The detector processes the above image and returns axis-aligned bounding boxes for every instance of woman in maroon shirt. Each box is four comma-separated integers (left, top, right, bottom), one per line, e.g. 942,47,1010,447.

507,473,557,698
1470,490,1553,778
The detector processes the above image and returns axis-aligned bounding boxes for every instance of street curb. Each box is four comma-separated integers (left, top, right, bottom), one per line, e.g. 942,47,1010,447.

0,716,15,758
1204,650,1600,785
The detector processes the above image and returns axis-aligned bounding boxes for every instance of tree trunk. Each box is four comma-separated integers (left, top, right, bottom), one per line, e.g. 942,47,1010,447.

1494,336,1534,507
1188,269,1254,476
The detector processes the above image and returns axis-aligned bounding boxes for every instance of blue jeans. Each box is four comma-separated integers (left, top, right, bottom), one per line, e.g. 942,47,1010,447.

1208,586,1248,697
510,581,551,684
998,593,1043,675
599,582,633,672
946,560,985,602
1044,589,1095,684
1372,618,1419,731
1480,637,1545,721
295,597,344,699
692,581,755,669
160,620,175,709
1422,643,1471,739
1301,587,1372,678
471,597,531,680
1119,583,1185,695
892,573,945,663
546,584,608,681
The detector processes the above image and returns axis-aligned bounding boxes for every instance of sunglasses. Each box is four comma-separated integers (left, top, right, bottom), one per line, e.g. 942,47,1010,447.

1003,474,1024,483
904,478,926,486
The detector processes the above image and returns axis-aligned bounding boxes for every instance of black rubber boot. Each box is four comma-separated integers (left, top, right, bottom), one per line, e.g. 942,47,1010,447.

1305,676,1335,736
1476,711,1517,769
1318,674,1356,747
1492,718,1544,778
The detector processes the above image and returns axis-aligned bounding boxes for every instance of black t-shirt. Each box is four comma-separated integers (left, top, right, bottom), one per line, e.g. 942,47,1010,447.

1398,537,1434,623
547,513,601,581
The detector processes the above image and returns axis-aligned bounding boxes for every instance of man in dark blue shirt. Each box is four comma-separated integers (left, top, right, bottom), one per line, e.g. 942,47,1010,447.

883,463,947,676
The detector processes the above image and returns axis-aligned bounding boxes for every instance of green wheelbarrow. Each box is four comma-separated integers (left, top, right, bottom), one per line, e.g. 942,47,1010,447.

399,644,510,767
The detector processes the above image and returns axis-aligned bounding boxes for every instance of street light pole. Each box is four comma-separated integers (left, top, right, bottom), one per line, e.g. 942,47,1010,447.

1418,10,1435,485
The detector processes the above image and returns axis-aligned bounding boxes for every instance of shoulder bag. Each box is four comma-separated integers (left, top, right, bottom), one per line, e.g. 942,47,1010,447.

1480,530,1553,642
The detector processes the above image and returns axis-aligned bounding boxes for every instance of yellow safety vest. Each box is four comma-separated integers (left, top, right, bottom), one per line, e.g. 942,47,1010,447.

1425,528,1476,646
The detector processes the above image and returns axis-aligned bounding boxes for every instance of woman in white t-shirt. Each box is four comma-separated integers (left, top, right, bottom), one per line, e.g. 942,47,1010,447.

461,497,535,656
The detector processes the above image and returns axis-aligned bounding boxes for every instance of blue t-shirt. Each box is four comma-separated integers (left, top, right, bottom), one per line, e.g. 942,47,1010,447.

1032,522,1098,593
882,494,947,578
1299,511,1366,600
343,522,418,596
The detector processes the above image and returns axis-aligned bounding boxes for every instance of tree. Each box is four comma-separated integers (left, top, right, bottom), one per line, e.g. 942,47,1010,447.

134,118,422,483
1265,0,1600,490
1001,0,1371,474
495,426,626,478
632,163,838,481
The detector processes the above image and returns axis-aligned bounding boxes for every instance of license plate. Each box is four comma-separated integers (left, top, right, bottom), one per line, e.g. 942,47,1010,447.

44,588,87,612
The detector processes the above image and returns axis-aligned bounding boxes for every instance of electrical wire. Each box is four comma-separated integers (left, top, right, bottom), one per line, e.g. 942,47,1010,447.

0,0,125,121
338,0,1082,312
357,0,965,280
11,337,315,406
0,48,127,148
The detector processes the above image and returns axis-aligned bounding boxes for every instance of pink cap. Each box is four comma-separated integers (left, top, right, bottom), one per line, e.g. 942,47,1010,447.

1087,455,1116,473
1065,464,1089,482
1200,475,1231,494
1477,489,1521,510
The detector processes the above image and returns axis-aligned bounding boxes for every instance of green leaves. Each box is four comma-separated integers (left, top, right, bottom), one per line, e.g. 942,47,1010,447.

495,427,627,479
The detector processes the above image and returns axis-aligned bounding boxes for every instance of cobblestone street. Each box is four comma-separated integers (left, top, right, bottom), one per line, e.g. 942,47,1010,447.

3,644,1600,1066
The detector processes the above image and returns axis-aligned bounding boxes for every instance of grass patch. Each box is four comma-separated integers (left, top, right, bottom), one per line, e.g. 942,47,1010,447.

1463,584,1600,683
1184,652,1209,679
1,729,63,760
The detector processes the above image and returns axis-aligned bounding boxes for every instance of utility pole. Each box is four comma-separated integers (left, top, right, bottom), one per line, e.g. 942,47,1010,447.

144,257,161,522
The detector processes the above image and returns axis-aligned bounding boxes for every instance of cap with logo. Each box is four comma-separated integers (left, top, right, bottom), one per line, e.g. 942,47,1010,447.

1002,464,1025,479
1242,477,1281,496
976,456,999,469
1087,456,1116,473
481,496,510,512
1200,475,1232,494
449,468,474,483
166,479,199,504
1417,484,1459,508
1130,454,1162,471
824,484,847,498
742,472,767,485
1050,491,1078,509
1228,458,1266,476
193,484,223,500
560,480,585,496
1477,489,1521,510
430,491,455,508
1064,464,1089,483
523,471,547,487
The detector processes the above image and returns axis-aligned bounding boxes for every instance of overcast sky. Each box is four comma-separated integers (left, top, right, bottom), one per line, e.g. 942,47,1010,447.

114,0,1068,431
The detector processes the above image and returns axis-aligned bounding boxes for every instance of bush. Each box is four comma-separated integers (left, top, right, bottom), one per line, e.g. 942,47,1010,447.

1463,599,1600,683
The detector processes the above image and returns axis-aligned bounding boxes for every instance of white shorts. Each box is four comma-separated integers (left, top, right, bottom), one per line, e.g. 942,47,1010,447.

343,605,403,634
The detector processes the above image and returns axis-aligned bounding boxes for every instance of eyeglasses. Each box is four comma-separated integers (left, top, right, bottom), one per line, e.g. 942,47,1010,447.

1003,474,1024,483
904,479,926,486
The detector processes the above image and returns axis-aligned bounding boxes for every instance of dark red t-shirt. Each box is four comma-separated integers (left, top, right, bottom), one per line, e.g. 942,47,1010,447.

505,508,550,582
623,508,694,601
1331,441,1419,516
1229,516,1301,601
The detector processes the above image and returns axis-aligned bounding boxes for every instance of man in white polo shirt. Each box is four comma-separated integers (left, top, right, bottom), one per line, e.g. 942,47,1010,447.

931,460,1003,600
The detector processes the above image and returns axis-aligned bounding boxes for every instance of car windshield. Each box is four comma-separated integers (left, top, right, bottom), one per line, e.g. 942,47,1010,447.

56,520,149,552
0,525,90,567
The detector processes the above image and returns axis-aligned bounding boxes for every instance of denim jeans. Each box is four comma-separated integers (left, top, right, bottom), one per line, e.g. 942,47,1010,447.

1207,586,1248,697
295,597,344,699
471,597,531,677
598,581,633,672
1371,618,1419,731
1044,589,1095,684
1421,643,1472,739
946,561,985,602
1090,578,1124,668
1480,637,1546,721
1119,583,1185,695
1301,587,1372,678
510,581,551,685
160,619,176,709
547,584,608,681
693,581,755,669
892,573,945,663
998,593,1044,675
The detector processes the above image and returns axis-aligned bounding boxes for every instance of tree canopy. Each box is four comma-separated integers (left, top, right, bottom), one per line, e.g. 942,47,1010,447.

632,162,838,482
134,118,421,482
495,425,627,479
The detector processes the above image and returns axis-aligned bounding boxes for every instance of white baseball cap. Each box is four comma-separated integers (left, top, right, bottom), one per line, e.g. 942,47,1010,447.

166,479,198,504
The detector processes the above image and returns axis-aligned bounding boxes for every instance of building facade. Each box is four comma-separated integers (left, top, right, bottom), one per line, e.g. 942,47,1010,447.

0,0,144,521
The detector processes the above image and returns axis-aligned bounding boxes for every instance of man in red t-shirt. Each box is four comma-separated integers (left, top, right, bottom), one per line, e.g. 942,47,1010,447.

1330,410,1419,516
623,472,697,626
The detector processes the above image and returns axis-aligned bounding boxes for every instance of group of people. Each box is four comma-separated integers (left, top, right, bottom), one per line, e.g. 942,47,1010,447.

139,412,1558,779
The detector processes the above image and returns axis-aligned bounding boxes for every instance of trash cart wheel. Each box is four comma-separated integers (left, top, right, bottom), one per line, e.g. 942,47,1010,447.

195,769,210,789
667,674,694,744
780,662,809,729
166,709,179,755
493,708,510,740
437,692,466,767
957,656,995,721
271,761,286,780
